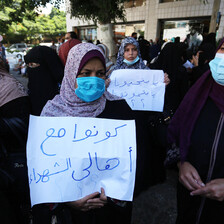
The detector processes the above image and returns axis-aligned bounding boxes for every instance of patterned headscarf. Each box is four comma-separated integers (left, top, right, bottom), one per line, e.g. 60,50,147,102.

113,37,149,70
0,55,27,107
41,43,120,117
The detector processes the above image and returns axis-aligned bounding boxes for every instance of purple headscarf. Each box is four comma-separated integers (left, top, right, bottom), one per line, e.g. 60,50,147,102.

113,37,149,70
41,43,120,117
167,38,224,161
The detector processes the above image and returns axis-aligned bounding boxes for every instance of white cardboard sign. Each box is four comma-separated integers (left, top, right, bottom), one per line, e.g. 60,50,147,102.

27,115,137,206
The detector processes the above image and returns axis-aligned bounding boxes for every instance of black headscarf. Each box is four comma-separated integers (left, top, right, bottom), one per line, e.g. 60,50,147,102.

167,38,224,161
24,46,64,115
150,42,189,112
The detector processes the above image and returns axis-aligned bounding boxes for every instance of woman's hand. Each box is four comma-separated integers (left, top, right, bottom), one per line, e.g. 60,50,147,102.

192,55,199,67
164,73,170,86
66,188,107,212
105,78,111,88
178,161,205,191
191,179,224,201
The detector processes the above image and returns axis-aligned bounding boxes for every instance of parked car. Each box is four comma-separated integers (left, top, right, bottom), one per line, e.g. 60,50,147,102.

7,43,28,53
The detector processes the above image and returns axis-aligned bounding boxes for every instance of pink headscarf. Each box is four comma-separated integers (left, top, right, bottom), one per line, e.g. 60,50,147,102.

41,43,120,117
0,56,27,107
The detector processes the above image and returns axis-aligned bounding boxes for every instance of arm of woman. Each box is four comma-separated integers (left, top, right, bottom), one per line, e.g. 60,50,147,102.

190,179,224,201
178,161,205,191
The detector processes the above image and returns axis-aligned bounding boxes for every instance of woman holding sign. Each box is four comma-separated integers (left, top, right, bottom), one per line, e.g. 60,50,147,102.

38,43,146,224
111,37,170,194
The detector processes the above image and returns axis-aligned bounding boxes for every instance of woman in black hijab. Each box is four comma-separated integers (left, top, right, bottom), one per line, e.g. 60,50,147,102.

0,55,31,223
24,46,64,115
150,42,189,113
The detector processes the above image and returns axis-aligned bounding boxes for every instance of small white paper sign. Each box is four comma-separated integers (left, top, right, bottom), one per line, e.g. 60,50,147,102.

27,115,136,207
107,69,165,112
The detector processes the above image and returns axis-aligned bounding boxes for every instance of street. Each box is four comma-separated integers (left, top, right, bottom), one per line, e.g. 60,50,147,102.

131,168,178,224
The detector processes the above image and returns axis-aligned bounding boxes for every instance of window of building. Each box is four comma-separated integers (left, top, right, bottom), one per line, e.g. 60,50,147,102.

79,27,97,42
124,0,146,8
159,0,185,3
160,19,210,42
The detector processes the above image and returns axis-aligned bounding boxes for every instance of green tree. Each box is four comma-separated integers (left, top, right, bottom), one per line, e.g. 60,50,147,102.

3,6,66,44
69,0,126,24
0,0,62,34
68,0,127,58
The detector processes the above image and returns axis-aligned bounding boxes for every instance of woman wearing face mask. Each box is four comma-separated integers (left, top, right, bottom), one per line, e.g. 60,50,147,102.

39,43,146,224
167,38,224,224
111,37,170,196
113,37,149,70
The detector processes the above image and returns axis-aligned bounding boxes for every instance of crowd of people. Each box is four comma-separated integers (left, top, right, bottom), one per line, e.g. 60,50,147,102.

1,30,224,224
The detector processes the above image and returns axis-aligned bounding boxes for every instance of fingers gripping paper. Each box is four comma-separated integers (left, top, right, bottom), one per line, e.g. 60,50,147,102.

27,115,136,206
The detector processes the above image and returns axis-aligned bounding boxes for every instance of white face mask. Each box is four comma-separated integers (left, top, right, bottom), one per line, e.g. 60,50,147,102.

209,53,224,86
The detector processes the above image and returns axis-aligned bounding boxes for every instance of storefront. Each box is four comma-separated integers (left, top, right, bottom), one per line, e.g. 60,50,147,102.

160,17,210,42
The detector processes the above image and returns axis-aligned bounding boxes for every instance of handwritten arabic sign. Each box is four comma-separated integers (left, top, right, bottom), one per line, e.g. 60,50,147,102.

107,69,165,112
27,115,136,207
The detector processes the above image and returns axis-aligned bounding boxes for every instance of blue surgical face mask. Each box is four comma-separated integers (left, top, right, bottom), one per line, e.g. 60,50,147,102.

75,77,105,102
209,53,224,86
123,56,140,65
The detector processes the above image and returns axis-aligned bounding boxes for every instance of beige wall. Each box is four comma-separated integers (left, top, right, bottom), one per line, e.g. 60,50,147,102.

65,0,224,42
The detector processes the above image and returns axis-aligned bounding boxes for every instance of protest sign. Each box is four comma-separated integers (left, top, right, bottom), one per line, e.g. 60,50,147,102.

107,69,165,111
27,115,136,206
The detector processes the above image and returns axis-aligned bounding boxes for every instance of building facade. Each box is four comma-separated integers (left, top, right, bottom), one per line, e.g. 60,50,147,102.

66,0,224,43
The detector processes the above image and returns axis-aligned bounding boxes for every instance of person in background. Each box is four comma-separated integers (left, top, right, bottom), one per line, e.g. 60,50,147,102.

0,55,31,224
57,37,65,54
58,38,81,66
131,32,137,40
149,37,162,63
96,40,101,45
200,32,217,49
113,37,149,70
150,42,189,113
0,35,9,72
65,31,79,42
24,46,64,115
189,43,216,86
167,37,224,224
138,35,150,65
97,43,115,75
112,37,170,196
0,36,6,61
50,40,57,52
40,42,145,224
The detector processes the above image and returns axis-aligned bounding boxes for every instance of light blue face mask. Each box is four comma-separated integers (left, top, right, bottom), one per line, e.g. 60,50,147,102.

209,53,224,86
75,77,105,102
123,56,140,65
